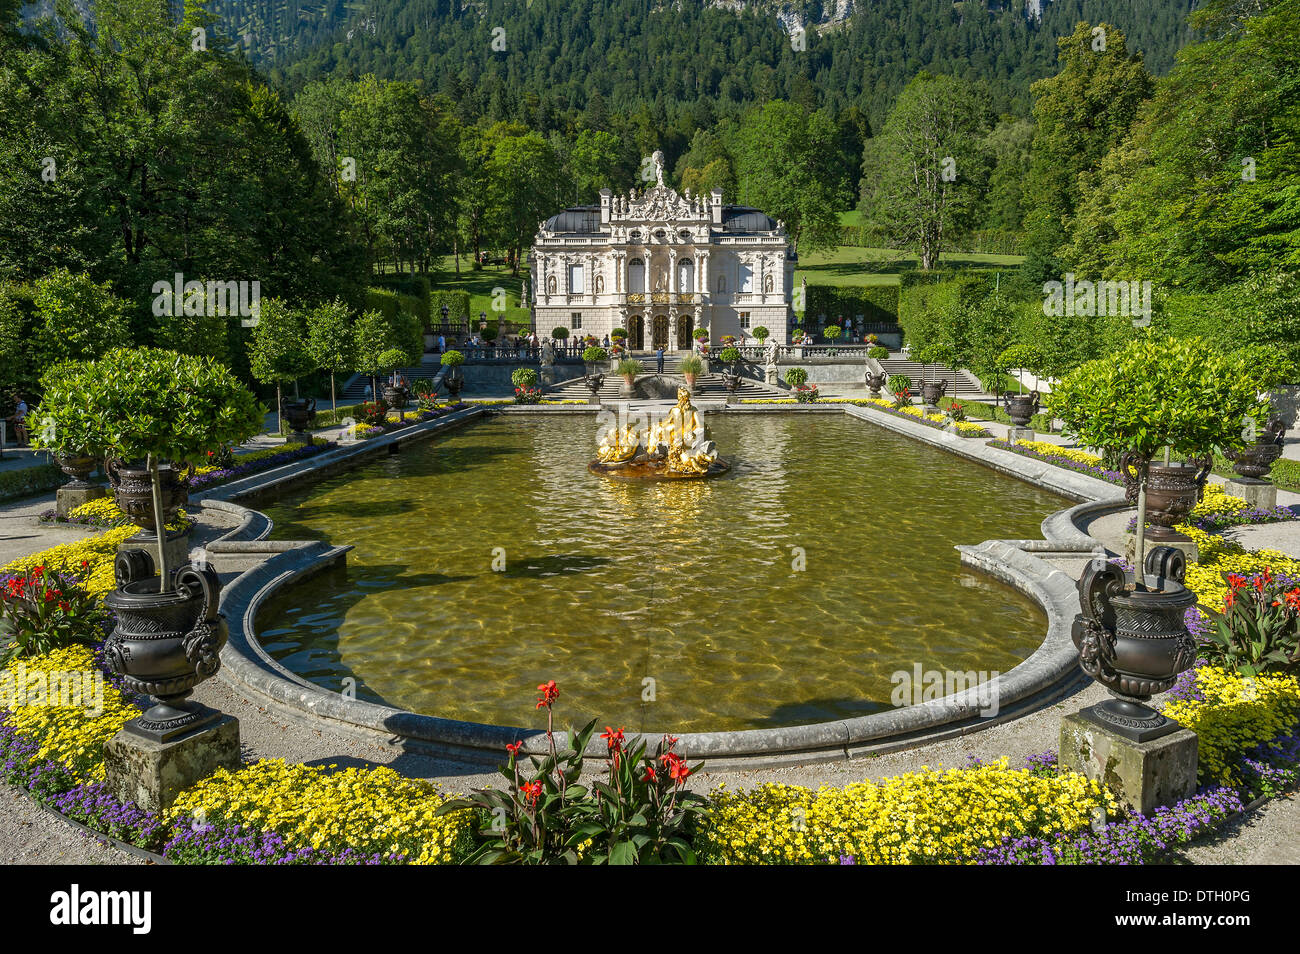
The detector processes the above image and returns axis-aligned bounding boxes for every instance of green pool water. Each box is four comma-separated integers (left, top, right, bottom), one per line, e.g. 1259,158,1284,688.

257,413,1069,733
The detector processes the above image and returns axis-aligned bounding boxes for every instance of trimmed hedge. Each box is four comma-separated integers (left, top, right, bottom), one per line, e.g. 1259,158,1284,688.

0,461,66,503
429,290,470,326
804,285,899,325
366,287,428,325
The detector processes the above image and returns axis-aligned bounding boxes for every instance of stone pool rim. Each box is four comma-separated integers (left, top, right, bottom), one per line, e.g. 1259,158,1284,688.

209,403,1124,769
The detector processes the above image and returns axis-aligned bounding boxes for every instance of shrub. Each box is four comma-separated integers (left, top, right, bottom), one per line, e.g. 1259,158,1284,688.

440,350,465,368
511,368,538,389
582,346,608,363
611,327,627,339
552,327,569,340
616,358,643,377
692,327,709,341
0,463,65,504
1199,572,1300,676
868,345,890,360
752,326,770,342
784,367,809,387
719,346,742,364
679,354,705,376
804,285,900,326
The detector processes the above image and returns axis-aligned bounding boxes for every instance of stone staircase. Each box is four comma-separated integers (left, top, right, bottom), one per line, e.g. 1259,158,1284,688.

545,364,785,403
339,366,445,401
876,356,988,400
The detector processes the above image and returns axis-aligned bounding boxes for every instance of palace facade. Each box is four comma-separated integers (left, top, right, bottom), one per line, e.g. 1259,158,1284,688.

530,157,794,350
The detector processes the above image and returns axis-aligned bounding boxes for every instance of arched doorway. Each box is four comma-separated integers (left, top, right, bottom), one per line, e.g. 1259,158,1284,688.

652,314,670,351
675,313,694,351
628,314,644,350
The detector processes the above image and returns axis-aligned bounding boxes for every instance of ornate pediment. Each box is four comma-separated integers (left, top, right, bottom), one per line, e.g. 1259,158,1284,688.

622,185,703,223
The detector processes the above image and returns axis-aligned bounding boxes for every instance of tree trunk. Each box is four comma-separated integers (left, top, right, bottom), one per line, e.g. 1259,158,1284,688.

275,382,282,436
330,372,337,412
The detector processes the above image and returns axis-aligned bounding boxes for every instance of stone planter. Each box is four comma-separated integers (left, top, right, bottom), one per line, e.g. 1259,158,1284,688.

1002,391,1040,427
381,386,409,410
444,369,464,402
103,552,227,739
620,374,636,398
107,460,188,533
683,372,697,392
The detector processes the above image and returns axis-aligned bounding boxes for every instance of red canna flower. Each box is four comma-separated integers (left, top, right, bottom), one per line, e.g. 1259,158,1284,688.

1227,573,1247,590
1225,590,1237,608
520,780,543,805
535,680,559,709
1285,588,1300,611
642,765,657,782
600,726,624,751
505,741,523,758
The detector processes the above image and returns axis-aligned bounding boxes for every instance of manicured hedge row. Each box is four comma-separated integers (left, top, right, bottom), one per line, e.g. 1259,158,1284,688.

366,287,428,325
804,285,899,325
0,461,66,504
429,290,471,324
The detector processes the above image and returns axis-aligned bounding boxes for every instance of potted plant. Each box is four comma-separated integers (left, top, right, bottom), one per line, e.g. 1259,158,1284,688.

45,348,261,737
679,354,705,391
824,325,842,349
29,361,108,514
1220,346,1294,483
582,345,608,378
1050,336,1269,565
784,367,809,391
997,344,1044,429
752,326,770,347
441,349,466,401
868,345,890,362
616,357,643,396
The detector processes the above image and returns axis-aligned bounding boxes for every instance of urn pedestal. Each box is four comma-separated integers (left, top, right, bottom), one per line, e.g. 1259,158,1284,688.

1064,547,1200,813
55,455,106,517
1224,477,1277,510
101,552,239,812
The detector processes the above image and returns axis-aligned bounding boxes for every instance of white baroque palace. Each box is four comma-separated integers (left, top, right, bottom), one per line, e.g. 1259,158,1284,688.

531,153,794,350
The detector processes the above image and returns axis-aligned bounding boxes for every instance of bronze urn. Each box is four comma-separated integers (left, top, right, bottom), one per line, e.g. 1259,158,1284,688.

1223,415,1286,480
866,371,887,398
280,396,317,437
1002,391,1040,427
381,385,409,410
102,550,228,740
1071,547,1198,741
107,460,189,532
920,378,948,408
1122,454,1211,539
56,454,99,489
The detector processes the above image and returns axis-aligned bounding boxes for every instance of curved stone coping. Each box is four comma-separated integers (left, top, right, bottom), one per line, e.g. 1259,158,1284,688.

191,405,486,504
210,402,1128,769
198,497,273,543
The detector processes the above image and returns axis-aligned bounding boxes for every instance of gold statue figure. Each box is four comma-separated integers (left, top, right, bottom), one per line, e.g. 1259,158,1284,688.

589,388,724,479
596,422,641,463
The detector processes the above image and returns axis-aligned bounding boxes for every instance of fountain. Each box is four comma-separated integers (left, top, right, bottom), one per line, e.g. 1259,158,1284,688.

588,387,731,480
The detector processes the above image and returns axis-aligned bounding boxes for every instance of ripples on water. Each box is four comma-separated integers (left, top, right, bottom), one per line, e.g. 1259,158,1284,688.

257,413,1069,732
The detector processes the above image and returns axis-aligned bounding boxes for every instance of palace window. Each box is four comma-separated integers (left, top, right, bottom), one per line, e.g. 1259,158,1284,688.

628,258,645,294
739,311,751,329
738,263,753,294
570,312,583,330
568,263,584,295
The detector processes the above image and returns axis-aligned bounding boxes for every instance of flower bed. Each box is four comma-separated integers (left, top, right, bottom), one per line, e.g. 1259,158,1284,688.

187,439,336,491
853,398,991,437
987,438,1124,484
40,498,193,533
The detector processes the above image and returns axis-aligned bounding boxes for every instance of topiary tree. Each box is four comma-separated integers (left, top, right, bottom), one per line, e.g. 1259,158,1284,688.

752,326,770,344
824,325,841,344
31,348,263,583
868,345,890,361
785,367,809,388
582,345,608,363
305,298,356,412
378,347,406,389
249,298,317,435
997,343,1047,396
511,367,538,389
1048,336,1270,571
352,308,390,401
552,326,569,341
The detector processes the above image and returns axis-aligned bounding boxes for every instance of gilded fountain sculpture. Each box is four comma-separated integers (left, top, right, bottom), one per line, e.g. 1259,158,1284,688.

589,388,729,479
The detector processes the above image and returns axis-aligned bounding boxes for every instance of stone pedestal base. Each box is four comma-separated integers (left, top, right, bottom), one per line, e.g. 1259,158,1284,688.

56,484,106,518
1224,477,1277,510
540,366,556,387
1125,531,1198,566
1060,710,1198,816
285,430,312,446
766,368,779,386
120,528,191,574
103,714,240,813
1007,426,1035,444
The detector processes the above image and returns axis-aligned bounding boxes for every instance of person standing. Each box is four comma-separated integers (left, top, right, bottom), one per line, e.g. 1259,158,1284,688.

656,345,665,375
438,334,446,354
9,393,28,446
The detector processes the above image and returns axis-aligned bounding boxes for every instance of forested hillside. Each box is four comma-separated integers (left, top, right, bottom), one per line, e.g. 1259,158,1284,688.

217,0,1197,128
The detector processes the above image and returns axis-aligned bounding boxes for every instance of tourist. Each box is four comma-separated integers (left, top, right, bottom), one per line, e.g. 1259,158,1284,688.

603,334,610,349
438,334,446,353
363,383,372,402
656,345,665,375
7,392,28,446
